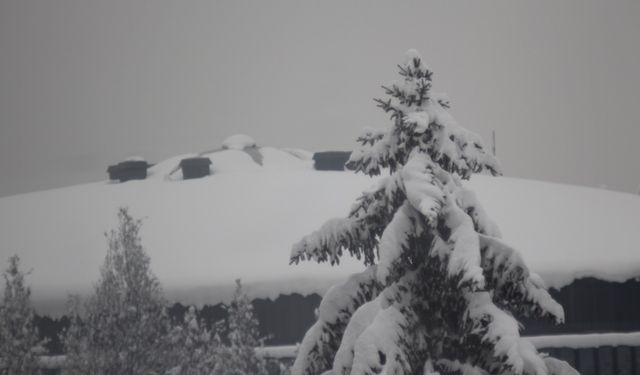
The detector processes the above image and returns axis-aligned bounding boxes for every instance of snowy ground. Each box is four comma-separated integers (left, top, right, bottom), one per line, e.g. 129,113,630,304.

0,138,638,314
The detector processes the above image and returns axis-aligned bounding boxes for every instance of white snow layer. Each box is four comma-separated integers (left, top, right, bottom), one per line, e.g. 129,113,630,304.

528,331,640,349
124,156,146,162
0,147,639,314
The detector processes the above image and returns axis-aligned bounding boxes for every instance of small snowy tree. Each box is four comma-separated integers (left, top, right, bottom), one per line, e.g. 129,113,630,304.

165,306,222,375
165,280,271,375
290,51,576,375
213,279,268,375
64,207,171,374
0,256,45,375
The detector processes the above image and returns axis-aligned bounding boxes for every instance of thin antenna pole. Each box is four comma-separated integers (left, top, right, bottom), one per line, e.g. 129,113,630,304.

492,130,496,156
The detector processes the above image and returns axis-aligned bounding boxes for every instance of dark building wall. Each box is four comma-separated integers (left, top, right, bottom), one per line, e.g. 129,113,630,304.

253,294,322,345
34,315,70,355
33,278,640,354
521,278,640,335
166,294,321,346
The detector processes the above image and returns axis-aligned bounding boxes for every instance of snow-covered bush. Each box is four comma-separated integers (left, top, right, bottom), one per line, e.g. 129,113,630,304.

165,280,272,375
165,305,222,375
213,279,268,375
290,50,575,375
63,207,171,374
0,255,45,375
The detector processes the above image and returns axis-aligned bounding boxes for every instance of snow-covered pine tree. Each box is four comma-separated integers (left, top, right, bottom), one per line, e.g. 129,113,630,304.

0,255,45,375
290,50,574,375
64,207,171,374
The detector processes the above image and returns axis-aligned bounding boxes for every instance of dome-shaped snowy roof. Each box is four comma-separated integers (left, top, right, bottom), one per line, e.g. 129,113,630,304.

1,147,639,314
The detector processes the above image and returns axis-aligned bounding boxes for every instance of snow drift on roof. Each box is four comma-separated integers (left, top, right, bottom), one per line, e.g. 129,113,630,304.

124,156,146,162
222,134,257,150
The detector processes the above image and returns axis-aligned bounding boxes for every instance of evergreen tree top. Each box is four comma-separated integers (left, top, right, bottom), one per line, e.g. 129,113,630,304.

347,50,501,179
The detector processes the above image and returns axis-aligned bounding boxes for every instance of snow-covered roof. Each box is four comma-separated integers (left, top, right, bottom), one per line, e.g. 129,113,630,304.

0,145,638,314
123,156,146,162
221,134,257,150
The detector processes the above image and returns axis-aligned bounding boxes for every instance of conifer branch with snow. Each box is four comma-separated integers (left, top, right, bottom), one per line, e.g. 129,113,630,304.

290,50,576,375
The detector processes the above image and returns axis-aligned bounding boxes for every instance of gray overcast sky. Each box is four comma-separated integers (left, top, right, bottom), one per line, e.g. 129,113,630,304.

1,0,639,197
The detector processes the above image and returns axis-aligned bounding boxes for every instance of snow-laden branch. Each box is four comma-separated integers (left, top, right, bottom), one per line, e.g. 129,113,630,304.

466,291,548,375
331,298,383,375
350,305,413,375
479,234,565,323
376,202,425,283
456,187,501,237
290,174,405,266
292,267,381,375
